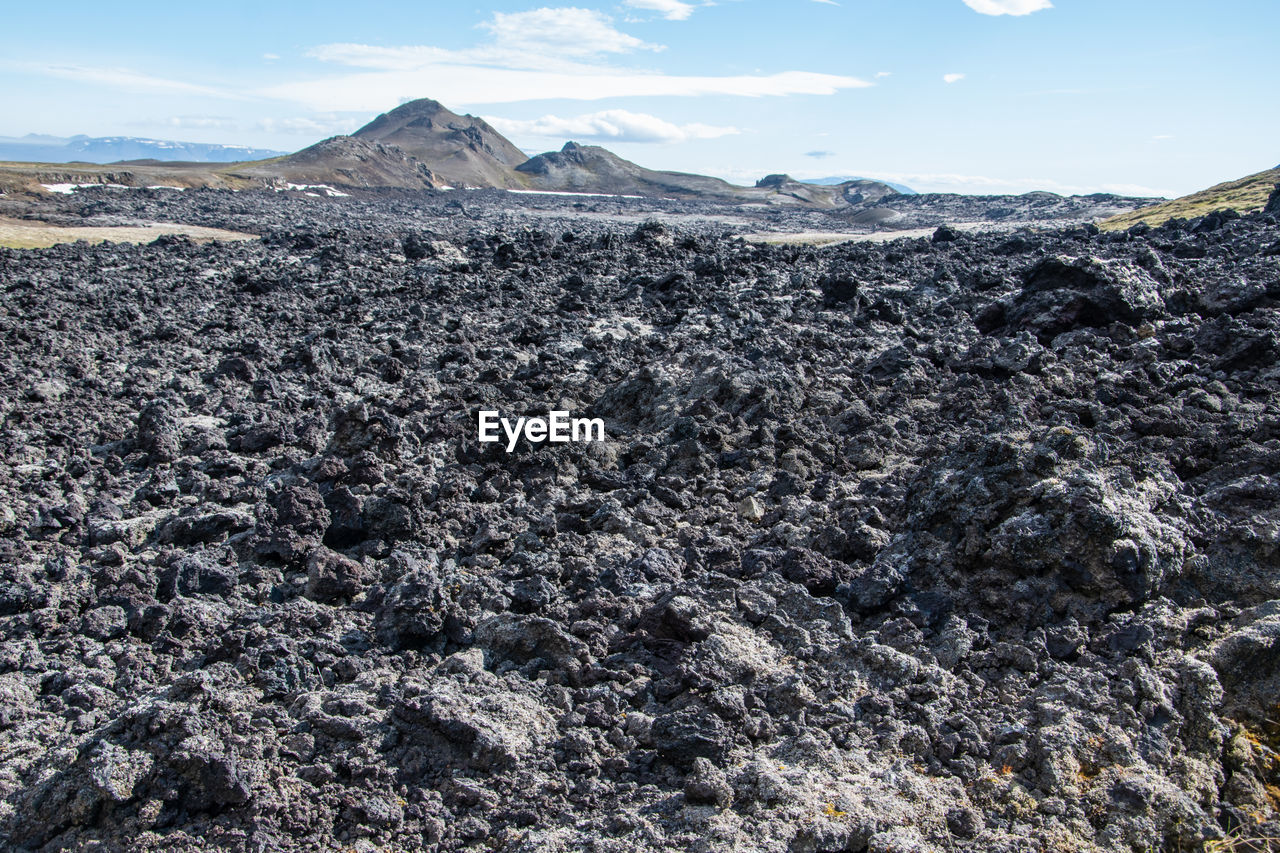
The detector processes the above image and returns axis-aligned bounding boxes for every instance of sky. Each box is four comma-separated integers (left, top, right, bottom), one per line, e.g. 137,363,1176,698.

2,0,1277,196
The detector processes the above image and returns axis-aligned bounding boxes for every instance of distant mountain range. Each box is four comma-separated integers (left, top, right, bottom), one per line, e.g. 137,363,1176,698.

238,99,900,208
0,134,286,164
0,98,1161,228
803,175,917,195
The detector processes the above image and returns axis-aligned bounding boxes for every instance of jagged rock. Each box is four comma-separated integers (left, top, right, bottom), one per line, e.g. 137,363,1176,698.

1265,183,1280,215
652,707,733,767
136,400,181,463
374,565,450,648
158,551,238,599
979,254,1165,343
0,186,1277,852
88,742,154,803
305,547,365,602
684,757,733,807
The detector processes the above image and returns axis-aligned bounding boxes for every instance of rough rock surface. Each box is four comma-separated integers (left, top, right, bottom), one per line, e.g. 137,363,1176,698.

1,189,1279,851
836,190,1157,231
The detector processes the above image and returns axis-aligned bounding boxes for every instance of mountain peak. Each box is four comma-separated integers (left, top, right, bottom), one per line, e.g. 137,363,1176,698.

755,174,793,188
350,96,530,187
384,98,452,119
356,99,461,138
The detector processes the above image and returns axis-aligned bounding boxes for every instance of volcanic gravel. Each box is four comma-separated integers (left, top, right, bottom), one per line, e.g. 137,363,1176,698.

1,189,1280,852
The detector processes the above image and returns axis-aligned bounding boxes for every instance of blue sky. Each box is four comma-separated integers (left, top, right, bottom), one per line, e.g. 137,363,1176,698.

3,0,1276,196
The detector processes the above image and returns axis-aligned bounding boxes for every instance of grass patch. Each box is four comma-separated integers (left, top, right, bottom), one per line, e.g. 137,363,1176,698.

1099,167,1280,231
217,154,289,171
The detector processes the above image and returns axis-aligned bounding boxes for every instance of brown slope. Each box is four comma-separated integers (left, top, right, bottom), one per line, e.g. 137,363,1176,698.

515,143,882,207
516,142,734,198
228,137,441,190
1,96,903,205
753,174,899,208
352,99,530,189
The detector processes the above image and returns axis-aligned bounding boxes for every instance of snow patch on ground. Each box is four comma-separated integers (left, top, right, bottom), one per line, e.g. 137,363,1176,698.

272,183,349,198
41,183,129,194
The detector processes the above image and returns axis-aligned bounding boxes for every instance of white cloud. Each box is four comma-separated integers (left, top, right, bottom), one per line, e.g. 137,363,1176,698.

625,0,697,20
480,7,658,57
310,9,659,76
943,73,965,84
263,53,281,61
1100,183,1169,197
487,109,738,143
165,115,238,130
812,0,840,5
13,62,235,98
961,0,1052,15
278,7,868,110
257,115,363,136
309,44,459,70
875,171,1045,190
874,71,892,79
263,68,868,111
859,170,1171,197
12,16,853,119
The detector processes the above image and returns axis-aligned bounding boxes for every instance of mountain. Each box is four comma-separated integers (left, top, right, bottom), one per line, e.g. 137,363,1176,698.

513,147,900,209
349,99,529,189
1099,166,1280,230
0,134,285,164
257,98,895,204
803,175,917,194
751,173,901,207
228,137,441,190
833,189,1159,231
516,142,741,199
0,97,1158,228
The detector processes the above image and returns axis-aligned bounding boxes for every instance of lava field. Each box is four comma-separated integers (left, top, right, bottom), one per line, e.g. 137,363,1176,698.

2,188,1280,851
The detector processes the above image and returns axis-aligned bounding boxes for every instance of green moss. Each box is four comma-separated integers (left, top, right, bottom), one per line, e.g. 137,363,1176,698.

1100,168,1280,231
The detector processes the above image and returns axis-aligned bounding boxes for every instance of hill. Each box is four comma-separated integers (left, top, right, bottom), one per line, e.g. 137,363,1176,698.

512,146,903,209
1100,166,1280,230
802,174,917,194
517,142,743,199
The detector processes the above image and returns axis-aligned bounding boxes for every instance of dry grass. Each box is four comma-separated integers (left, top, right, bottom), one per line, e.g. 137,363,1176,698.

1099,168,1280,231
0,216,257,249
0,159,264,194
1205,833,1280,853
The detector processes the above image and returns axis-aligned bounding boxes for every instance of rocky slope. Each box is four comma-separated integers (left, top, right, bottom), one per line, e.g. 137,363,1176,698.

230,137,442,191
517,142,745,199
835,190,1162,230
1,189,1279,851
350,100,531,190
